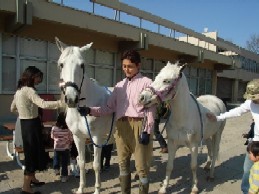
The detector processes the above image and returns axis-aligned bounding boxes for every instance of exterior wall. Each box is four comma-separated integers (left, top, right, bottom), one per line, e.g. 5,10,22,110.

0,32,216,95
0,0,245,122
179,30,259,103
217,77,232,104
179,31,217,52
0,95,16,121
0,33,215,121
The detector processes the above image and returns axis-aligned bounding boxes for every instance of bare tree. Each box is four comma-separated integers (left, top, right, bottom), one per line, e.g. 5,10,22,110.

246,34,259,54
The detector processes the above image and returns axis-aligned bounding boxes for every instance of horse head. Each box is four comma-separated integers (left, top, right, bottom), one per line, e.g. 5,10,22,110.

138,61,186,107
55,37,93,108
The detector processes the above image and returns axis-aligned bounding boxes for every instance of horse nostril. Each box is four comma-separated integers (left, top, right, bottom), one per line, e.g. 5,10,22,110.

141,96,145,101
75,96,79,104
139,95,145,102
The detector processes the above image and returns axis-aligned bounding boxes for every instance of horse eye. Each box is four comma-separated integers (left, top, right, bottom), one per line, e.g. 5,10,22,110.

163,79,171,84
59,63,63,69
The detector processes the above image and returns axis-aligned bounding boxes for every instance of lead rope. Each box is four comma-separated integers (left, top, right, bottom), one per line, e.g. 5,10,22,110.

81,86,114,148
141,109,147,133
160,105,171,135
190,93,204,153
78,66,85,101
83,113,115,148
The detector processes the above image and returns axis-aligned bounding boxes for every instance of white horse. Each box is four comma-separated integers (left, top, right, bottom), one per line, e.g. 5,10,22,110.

138,62,226,194
55,38,114,194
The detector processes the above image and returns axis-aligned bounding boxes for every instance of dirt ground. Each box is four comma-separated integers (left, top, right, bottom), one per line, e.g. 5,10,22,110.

0,113,252,194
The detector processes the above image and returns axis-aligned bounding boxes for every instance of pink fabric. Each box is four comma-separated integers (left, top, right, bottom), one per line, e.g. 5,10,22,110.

90,73,156,133
51,126,73,151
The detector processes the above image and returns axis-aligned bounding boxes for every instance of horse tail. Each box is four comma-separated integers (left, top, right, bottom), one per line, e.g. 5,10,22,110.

213,98,226,161
213,120,225,161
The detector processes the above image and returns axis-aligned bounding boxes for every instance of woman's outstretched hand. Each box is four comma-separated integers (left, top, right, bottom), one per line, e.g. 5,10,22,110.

206,112,217,122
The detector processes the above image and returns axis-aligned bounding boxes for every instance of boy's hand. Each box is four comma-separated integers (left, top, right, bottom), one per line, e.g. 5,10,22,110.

139,132,150,145
78,107,91,116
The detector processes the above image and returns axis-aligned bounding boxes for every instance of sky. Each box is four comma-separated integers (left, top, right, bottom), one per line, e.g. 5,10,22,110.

121,0,259,48
55,0,259,48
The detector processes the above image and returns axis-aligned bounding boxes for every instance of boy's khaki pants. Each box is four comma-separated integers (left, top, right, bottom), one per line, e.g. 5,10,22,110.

114,119,153,178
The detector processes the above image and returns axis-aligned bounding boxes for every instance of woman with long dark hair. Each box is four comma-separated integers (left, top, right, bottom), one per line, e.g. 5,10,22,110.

11,66,64,194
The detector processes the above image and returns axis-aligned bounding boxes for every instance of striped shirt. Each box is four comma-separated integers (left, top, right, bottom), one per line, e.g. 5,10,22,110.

90,73,156,133
51,126,73,151
249,161,259,194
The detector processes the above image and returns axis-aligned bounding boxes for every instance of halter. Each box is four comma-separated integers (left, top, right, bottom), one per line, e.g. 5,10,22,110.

148,73,182,102
59,64,85,103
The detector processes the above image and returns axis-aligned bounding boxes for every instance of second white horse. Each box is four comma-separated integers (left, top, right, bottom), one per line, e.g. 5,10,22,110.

138,62,226,194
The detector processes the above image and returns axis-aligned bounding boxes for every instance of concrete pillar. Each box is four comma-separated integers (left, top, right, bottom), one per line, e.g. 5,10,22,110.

232,79,239,103
212,70,217,95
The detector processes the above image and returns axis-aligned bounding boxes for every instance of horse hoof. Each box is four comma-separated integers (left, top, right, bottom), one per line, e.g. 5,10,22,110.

158,187,166,194
158,192,166,194
191,186,198,194
72,189,85,194
206,176,215,182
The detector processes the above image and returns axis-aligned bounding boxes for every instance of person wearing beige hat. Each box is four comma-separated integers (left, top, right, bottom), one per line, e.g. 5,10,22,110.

207,79,259,194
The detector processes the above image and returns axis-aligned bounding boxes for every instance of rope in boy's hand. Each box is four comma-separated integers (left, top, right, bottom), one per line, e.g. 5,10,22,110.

78,107,91,116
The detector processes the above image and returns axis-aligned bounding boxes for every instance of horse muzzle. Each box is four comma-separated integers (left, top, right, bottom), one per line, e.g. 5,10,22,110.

65,95,79,108
138,94,155,107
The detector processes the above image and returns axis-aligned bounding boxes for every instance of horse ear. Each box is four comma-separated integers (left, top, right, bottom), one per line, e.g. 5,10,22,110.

55,37,66,52
80,42,93,52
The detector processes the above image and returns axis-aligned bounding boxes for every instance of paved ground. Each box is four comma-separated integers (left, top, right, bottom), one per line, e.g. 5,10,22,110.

0,113,253,194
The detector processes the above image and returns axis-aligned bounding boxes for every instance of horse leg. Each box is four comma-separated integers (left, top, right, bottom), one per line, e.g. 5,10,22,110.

189,144,198,194
159,139,177,194
92,136,102,194
208,130,222,181
74,135,86,194
204,138,212,171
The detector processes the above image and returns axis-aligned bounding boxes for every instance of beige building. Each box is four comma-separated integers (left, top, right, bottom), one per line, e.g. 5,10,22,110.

180,30,259,104
0,0,257,123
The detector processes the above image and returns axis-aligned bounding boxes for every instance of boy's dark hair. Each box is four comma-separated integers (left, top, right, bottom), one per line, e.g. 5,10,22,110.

121,50,141,64
247,141,259,157
56,112,68,129
17,66,43,89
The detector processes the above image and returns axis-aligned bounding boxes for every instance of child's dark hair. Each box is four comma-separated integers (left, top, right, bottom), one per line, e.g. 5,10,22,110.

121,50,141,64
56,112,68,129
247,141,259,157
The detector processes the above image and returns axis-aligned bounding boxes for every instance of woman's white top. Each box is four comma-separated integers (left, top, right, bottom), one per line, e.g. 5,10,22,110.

10,86,62,119
217,100,259,141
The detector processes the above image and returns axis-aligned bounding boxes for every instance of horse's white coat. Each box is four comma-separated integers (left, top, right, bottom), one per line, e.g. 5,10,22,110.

56,38,114,194
138,62,226,194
